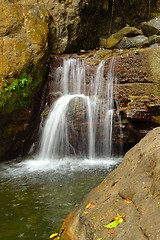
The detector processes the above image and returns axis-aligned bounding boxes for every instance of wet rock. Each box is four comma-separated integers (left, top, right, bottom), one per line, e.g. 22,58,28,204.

61,127,160,240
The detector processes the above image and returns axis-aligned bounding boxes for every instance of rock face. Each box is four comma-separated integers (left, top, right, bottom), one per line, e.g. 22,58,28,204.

44,0,160,53
0,1,49,161
114,46,160,149
61,127,160,240
16,0,160,53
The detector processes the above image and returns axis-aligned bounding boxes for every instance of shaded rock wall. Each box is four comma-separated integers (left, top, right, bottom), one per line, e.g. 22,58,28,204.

61,127,160,240
0,1,50,161
17,0,160,53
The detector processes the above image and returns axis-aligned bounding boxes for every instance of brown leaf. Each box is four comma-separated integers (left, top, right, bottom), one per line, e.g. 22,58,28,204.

123,198,133,204
108,229,115,234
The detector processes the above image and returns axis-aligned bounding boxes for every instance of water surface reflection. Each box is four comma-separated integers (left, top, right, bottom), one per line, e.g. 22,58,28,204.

0,157,121,240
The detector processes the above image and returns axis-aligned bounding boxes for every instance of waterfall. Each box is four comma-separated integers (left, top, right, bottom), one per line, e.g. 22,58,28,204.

103,57,115,156
38,57,119,160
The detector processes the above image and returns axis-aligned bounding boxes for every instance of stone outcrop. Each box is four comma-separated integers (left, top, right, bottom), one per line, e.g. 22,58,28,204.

61,127,160,240
0,1,49,161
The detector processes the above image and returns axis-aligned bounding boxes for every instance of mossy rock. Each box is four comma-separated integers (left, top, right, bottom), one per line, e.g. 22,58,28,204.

0,2,50,161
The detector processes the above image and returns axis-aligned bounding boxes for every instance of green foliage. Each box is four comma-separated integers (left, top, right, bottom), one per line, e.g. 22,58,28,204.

3,77,32,93
0,76,33,111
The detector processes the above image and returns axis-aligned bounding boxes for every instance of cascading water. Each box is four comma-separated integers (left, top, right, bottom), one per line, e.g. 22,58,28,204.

38,57,119,160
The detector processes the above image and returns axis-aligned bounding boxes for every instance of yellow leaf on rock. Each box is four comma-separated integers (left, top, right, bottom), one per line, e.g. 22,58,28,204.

83,211,88,215
85,202,95,209
104,214,126,229
49,233,58,239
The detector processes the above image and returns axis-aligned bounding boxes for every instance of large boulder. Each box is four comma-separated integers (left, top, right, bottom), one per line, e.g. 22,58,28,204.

0,1,49,161
61,127,160,240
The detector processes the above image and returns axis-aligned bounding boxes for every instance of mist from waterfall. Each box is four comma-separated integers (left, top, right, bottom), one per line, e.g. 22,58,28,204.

38,57,119,160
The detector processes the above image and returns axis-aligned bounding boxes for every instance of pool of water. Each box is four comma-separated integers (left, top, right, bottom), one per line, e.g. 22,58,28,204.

0,157,121,240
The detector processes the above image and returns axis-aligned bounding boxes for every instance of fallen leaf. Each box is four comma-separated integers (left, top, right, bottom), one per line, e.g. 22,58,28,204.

49,233,58,239
104,214,125,229
85,202,95,209
108,229,115,234
83,211,88,215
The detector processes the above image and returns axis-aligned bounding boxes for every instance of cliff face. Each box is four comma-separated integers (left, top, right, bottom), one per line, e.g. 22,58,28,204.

0,1,49,161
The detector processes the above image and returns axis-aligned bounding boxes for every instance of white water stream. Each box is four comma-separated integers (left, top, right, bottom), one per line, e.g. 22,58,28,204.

37,57,118,160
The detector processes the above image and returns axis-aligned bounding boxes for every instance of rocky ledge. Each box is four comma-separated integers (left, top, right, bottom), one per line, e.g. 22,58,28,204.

60,127,160,240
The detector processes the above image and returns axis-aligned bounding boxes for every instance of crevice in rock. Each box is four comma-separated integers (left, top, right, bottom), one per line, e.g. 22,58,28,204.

140,227,150,239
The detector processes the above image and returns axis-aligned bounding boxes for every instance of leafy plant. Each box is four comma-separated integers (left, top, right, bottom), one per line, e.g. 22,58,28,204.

0,76,33,110
3,76,32,93
19,77,29,88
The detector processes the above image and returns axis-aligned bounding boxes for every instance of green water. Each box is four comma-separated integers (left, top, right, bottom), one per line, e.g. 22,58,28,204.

0,157,121,240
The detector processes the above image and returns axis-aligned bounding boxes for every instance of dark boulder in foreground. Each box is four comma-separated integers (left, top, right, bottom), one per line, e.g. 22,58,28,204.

61,127,160,240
